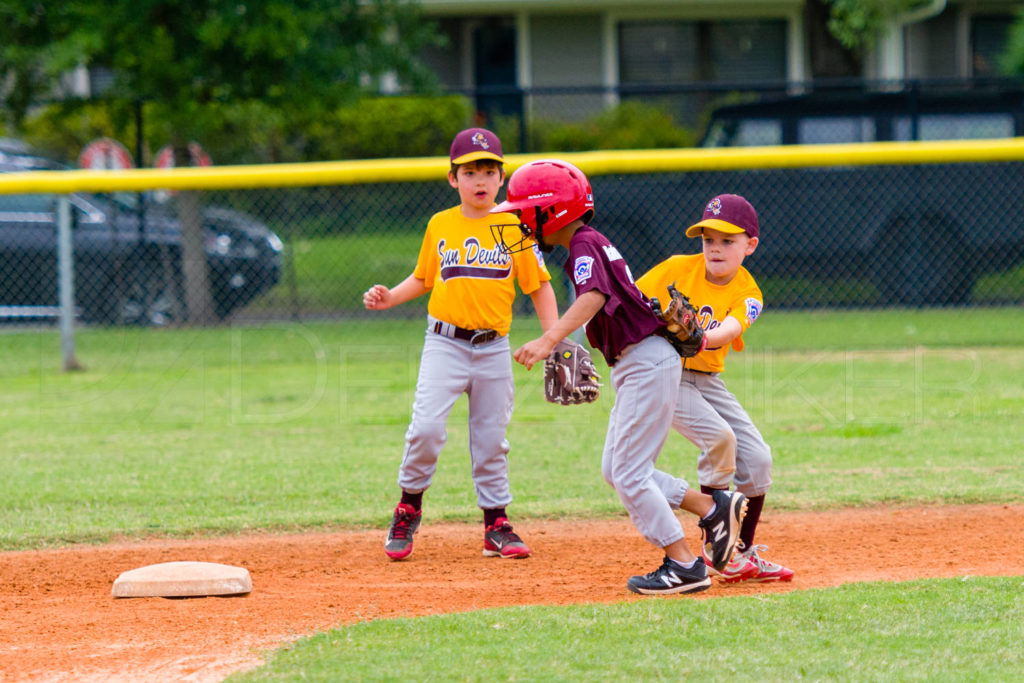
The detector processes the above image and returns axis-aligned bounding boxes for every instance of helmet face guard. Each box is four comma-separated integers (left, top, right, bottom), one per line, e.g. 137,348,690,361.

489,159,594,256
490,206,552,255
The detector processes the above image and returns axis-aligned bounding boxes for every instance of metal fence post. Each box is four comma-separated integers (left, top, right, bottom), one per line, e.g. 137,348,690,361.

57,196,84,372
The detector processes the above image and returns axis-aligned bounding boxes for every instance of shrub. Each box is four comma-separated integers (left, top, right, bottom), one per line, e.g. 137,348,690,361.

531,102,695,151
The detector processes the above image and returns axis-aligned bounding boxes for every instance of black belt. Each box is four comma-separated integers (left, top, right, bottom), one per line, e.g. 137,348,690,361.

682,363,714,375
429,316,500,346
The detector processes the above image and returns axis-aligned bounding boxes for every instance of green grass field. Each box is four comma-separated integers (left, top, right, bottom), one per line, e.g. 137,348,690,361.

3,308,1023,680
228,577,1024,682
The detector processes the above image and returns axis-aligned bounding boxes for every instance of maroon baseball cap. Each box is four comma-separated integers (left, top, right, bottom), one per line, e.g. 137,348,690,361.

450,127,504,164
685,194,760,238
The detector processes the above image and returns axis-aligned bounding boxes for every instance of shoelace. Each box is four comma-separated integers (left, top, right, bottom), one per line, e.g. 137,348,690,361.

391,514,413,540
489,523,521,543
744,544,780,571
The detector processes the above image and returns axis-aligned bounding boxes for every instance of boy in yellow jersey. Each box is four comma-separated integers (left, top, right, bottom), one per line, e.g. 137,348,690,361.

636,194,793,583
362,128,557,561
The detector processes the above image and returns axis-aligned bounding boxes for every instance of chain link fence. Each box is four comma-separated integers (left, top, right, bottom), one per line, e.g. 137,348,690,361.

2,144,1024,335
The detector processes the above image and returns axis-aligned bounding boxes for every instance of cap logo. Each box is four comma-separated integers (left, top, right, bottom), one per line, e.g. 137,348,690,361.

707,198,722,215
472,132,490,150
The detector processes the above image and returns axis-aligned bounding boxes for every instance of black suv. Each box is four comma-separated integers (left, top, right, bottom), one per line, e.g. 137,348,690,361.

699,87,1024,147
590,87,1024,307
0,150,283,325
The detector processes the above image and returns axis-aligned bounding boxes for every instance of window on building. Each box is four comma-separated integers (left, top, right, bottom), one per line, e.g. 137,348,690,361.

618,19,787,126
971,15,1013,76
619,19,786,83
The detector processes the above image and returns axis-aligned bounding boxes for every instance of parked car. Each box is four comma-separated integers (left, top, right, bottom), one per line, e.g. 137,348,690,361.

698,86,1024,147
0,156,283,325
590,86,1024,307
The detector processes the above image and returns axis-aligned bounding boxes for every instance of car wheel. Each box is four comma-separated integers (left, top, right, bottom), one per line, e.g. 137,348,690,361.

115,263,185,327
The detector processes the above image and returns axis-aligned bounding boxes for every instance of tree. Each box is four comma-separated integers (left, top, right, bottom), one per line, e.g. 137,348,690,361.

998,8,1024,75
823,0,937,51
2,0,441,324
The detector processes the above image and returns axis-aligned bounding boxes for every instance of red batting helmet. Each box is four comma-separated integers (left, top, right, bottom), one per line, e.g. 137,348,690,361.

489,159,595,253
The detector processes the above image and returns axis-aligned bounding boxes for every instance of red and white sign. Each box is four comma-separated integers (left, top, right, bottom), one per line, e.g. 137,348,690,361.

155,142,212,169
78,138,134,170
152,142,212,203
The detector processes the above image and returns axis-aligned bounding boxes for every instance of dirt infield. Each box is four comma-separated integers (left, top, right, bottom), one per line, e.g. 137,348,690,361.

2,503,1022,682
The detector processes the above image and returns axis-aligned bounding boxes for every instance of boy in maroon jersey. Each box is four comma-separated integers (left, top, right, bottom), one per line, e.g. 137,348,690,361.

490,159,748,595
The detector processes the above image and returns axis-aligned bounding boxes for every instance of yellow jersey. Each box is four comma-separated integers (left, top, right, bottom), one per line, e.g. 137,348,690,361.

636,254,763,373
414,205,551,336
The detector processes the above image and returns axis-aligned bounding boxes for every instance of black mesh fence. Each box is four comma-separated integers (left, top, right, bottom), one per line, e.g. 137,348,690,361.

1,155,1024,329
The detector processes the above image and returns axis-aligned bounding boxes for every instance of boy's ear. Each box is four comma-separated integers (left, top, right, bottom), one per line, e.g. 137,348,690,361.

745,236,759,256
448,169,459,189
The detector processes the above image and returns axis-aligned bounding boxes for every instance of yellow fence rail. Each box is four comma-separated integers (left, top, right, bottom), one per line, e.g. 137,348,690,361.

4,137,1024,194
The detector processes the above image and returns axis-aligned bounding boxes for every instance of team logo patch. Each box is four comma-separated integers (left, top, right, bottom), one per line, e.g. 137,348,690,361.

707,197,722,215
472,132,490,149
745,297,762,324
573,256,595,285
532,243,545,267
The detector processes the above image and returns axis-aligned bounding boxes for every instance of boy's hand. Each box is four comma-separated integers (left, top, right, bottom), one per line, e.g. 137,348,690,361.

362,284,392,310
514,337,556,370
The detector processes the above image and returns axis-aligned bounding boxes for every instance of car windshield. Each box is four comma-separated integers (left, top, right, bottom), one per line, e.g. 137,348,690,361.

0,193,54,212
893,113,1015,141
798,117,876,144
704,119,782,147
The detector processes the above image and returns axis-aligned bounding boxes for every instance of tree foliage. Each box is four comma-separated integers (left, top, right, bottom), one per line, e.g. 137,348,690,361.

0,0,442,325
999,8,1024,75
823,0,930,50
1,0,441,132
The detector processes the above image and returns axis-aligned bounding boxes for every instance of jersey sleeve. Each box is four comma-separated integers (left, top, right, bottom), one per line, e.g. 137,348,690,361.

726,278,764,352
569,238,611,298
412,219,438,288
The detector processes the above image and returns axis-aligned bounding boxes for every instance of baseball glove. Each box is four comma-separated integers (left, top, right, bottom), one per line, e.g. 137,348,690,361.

650,282,706,358
544,340,601,405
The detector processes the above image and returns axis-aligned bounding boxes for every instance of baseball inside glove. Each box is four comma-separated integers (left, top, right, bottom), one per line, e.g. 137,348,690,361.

544,339,601,405
650,282,706,358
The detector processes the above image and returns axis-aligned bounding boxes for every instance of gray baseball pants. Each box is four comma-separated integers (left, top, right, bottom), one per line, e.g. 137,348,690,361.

672,369,773,497
601,335,692,549
398,330,514,510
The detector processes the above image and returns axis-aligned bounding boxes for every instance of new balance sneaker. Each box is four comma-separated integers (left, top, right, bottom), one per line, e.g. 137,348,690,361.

483,517,531,558
384,503,421,560
737,544,794,582
698,489,748,572
703,547,759,583
627,556,711,595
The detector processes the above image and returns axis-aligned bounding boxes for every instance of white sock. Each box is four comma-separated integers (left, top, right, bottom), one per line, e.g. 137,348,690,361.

668,557,696,569
702,503,717,519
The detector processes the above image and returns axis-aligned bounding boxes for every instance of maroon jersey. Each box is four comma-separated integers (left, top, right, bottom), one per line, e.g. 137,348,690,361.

564,225,665,365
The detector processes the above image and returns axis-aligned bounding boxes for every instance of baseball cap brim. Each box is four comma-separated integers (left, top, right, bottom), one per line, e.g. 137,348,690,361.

685,219,749,238
452,150,504,164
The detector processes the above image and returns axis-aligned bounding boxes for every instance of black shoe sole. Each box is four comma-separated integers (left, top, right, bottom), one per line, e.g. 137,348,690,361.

626,577,711,595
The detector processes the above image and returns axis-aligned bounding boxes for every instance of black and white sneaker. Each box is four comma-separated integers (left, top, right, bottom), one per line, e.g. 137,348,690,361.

698,489,748,572
627,556,711,595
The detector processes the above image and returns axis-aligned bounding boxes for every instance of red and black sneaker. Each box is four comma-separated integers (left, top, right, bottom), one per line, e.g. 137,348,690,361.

483,517,531,559
384,503,421,560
